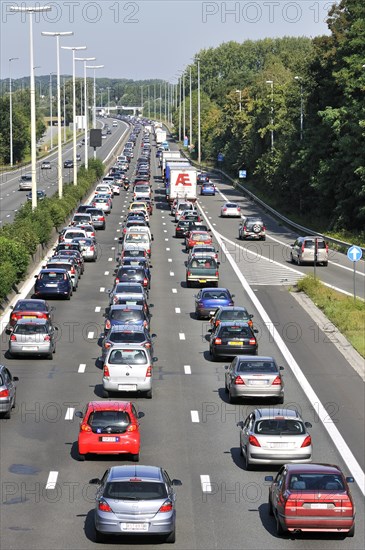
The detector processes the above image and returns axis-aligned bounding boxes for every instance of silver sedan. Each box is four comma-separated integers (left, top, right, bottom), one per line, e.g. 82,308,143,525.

220,202,242,217
8,319,58,359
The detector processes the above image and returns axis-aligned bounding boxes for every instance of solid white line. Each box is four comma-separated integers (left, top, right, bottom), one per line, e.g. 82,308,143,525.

166,247,170,251
111,247,115,250
184,365,191,374
191,410,200,423
78,363,86,373
108,257,113,262
45,471,58,490
179,333,185,340
164,230,167,233
95,306,101,313
165,238,169,241
200,475,212,493
175,307,181,313
65,408,75,420
87,332,94,339
197,203,365,495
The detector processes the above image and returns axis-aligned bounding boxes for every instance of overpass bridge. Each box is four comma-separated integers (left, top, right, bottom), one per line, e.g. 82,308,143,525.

96,105,142,116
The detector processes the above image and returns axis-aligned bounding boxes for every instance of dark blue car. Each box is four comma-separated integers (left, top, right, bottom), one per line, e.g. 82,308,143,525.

200,182,216,196
195,287,235,319
104,304,150,334
34,269,73,300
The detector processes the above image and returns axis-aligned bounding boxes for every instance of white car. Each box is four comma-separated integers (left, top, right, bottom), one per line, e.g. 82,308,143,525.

133,184,152,201
220,202,241,217
61,228,87,244
112,182,121,195
188,245,218,262
124,225,153,242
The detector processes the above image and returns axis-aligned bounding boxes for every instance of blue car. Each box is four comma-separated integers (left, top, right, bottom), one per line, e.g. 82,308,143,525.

200,182,216,196
34,269,73,300
104,304,150,334
195,287,235,319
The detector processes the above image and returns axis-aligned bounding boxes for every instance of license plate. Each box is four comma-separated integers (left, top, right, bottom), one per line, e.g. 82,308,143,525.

249,379,268,385
118,384,137,391
309,503,328,509
121,523,148,532
270,442,289,448
23,346,38,351
199,279,207,283
101,436,119,442
23,315,36,319
46,284,58,287
228,341,242,346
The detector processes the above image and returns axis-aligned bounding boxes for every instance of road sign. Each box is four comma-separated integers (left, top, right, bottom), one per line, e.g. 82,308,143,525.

183,137,188,147
217,152,224,162
347,245,362,262
239,170,247,179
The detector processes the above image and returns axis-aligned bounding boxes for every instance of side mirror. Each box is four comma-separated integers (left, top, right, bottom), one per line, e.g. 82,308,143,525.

231,294,235,298
137,411,145,419
279,366,284,371
89,478,101,485
172,479,182,486
149,304,154,308
54,327,59,331
207,328,213,333
217,262,221,266
106,289,111,293
34,275,38,278
253,329,259,334
264,476,274,482
249,314,253,319
152,357,158,362
304,422,312,428
75,411,84,418
13,376,19,382
224,365,229,370
346,477,354,483
236,421,243,428
151,333,157,338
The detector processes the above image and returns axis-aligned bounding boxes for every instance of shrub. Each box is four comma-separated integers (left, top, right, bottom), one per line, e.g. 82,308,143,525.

0,261,17,302
0,236,29,281
0,220,40,255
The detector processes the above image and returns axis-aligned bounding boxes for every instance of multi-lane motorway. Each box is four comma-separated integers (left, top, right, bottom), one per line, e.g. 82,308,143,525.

0,123,364,549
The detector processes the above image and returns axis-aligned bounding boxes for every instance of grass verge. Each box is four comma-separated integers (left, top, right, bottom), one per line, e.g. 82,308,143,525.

296,275,365,358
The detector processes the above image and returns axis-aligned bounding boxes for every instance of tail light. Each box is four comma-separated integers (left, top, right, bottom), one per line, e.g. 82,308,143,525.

248,320,253,327
115,278,119,284
98,216,104,221
158,500,173,513
145,342,151,348
143,278,148,286
301,244,305,252
147,249,151,255
103,365,110,378
187,271,191,277
10,334,17,341
325,243,329,253
301,435,312,447
243,226,247,231
113,296,118,304
237,207,241,211
105,320,111,330
126,424,137,432
80,423,91,432
104,342,111,349
272,376,282,385
249,338,256,345
146,366,152,377
0,389,10,397
234,375,244,385
248,435,261,447
90,246,95,251
214,338,222,345
44,335,51,341
70,267,75,274
98,499,112,513
223,208,227,211
215,271,219,277
263,226,266,231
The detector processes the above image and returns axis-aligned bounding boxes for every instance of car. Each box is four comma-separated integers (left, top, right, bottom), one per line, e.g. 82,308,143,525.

290,236,329,266
265,463,355,537
85,207,106,230
133,184,152,201
209,306,253,328
189,245,218,262
195,287,235,319
44,258,79,290
101,133,107,139
74,223,96,240
41,160,51,169
92,196,112,214
220,202,241,217
59,228,87,244
114,266,150,289
180,211,201,223
224,355,284,404
0,365,19,419
34,268,73,300
8,318,58,359
64,159,73,168
26,190,46,201
101,325,156,359
238,216,266,240
209,321,258,359
71,213,92,226
122,232,152,257
75,401,144,461
106,128,112,135
239,408,312,470
53,248,85,275
89,465,182,543
185,230,213,251
197,172,210,184
18,173,32,190
104,305,150,333
112,121,118,127
120,257,152,280
71,237,98,261
175,202,196,222
76,153,81,162
102,345,157,398
119,247,148,262
175,219,193,238
107,282,147,306
6,299,54,332
200,182,216,195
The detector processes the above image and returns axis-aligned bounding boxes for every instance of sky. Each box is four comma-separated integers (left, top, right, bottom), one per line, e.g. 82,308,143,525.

0,0,335,81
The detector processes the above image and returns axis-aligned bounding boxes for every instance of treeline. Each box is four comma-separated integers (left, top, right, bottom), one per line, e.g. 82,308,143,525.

175,0,365,232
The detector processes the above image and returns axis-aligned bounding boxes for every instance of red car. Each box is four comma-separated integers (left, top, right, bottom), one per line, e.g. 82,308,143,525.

75,401,144,461
265,463,355,537
185,230,212,251
6,299,53,332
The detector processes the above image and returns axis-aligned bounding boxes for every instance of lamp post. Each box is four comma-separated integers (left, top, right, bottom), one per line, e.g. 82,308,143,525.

147,85,150,118
49,72,55,150
189,67,192,151
11,5,52,211
106,86,111,115
75,56,96,169
266,80,274,151
235,89,242,111
86,65,104,130
154,82,156,120
182,71,186,143
63,77,67,143
61,46,86,186
9,56,19,167
197,57,201,165
42,31,73,199
294,76,304,141
140,85,144,116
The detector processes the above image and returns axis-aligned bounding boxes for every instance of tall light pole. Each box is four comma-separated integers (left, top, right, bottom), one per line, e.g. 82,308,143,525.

147,85,150,118
75,56,96,169
140,85,144,116
189,67,192,151
235,89,242,111
197,57,201,165
86,65,104,130
9,56,19,167
294,76,304,141
63,77,67,143
106,86,111,115
42,31,73,199
49,72,55,150
11,5,52,211
154,82,156,120
62,46,86,186
182,71,186,142
266,80,274,151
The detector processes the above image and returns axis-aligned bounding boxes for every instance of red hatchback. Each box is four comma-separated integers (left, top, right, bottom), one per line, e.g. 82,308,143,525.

75,401,144,462
186,230,212,251
265,463,355,537
6,299,53,332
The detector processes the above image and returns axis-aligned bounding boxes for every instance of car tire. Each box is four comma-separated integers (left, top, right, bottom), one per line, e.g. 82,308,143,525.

276,515,286,536
347,524,355,537
290,253,295,264
78,452,86,462
228,390,237,404
268,496,274,516
243,449,252,471
102,389,109,398
210,349,217,361
186,280,191,288
165,529,176,544
323,261,328,267
145,389,152,399
47,352,53,360
239,444,243,457
132,452,140,462
3,408,11,419
297,257,302,266
261,236,266,241
224,381,229,394
94,527,104,543
276,395,284,405
66,293,71,301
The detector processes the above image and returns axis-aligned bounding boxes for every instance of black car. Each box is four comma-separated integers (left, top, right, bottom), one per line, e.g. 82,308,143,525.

101,324,156,359
115,266,151,290
64,160,73,168
175,219,192,238
209,321,258,360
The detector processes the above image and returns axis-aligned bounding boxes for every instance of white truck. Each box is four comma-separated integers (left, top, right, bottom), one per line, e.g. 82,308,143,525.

161,151,183,174
166,165,198,204
155,129,167,145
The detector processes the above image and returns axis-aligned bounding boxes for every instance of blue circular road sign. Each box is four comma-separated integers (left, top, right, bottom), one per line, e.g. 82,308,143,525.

347,245,363,262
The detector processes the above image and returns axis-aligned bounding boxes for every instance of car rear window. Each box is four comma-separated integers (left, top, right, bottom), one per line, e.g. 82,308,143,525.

202,291,229,300
115,284,142,294
88,410,131,433
190,258,217,269
119,268,144,277
47,263,71,272
110,332,146,344
110,310,143,322
304,239,326,249
15,301,47,312
237,360,277,373
104,481,167,500
108,349,147,364
220,310,247,321
125,234,149,243
65,232,85,239
39,272,66,281
288,474,344,491
254,419,305,435
14,324,47,334
219,326,250,338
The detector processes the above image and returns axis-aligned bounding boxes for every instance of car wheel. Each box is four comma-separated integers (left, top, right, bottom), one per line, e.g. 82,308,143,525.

210,349,217,361
186,280,191,288
224,380,229,394
94,527,104,543
276,395,284,405
347,524,355,537
66,293,71,301
239,444,243,457
297,257,301,266
132,452,140,462
276,515,286,536
261,236,266,241
145,389,152,399
3,408,11,419
78,452,86,462
165,529,176,544
268,496,274,516
228,390,236,404
102,389,109,398
323,261,328,267
243,449,252,471
47,352,53,360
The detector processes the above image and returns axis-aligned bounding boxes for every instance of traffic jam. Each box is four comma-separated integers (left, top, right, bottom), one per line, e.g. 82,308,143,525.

1,119,361,547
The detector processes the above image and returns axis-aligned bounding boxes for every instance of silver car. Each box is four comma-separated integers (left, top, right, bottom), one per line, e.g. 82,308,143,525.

224,355,284,404
107,283,147,306
220,202,242,217
0,364,19,419
89,465,182,543
71,237,98,261
8,319,58,359
239,408,312,470
102,345,157,398
290,236,328,266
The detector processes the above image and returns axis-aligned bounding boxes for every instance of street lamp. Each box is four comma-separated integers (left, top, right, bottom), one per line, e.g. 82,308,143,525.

86,65,104,131
266,80,274,151
182,71,186,143
235,89,242,112
294,76,304,141
197,58,201,165
189,67,192,151
9,57,19,167
106,86,111,115
49,72,55,150
140,85,144,116
75,56,96,169
11,5,52,211
42,31,73,199
61,46,86,186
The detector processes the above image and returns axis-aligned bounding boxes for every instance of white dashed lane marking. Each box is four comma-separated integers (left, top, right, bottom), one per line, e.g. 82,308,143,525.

184,365,191,374
179,333,185,340
172,288,177,293
200,475,212,493
78,364,86,373
191,411,199,423
104,271,109,275
87,332,95,339
46,471,58,490
95,307,101,312
100,287,105,292
65,408,75,420
170,272,174,276
175,307,181,313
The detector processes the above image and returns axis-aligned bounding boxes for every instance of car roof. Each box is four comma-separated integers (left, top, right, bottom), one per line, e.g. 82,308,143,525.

108,465,163,482
216,306,247,312
285,463,343,475
86,401,131,412
254,408,301,419
202,287,229,293
15,318,48,325
15,299,47,306
109,324,146,333
39,268,67,273
218,321,251,328
110,304,143,311
236,355,275,361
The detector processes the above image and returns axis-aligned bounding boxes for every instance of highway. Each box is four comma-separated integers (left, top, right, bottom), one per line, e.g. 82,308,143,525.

0,125,364,549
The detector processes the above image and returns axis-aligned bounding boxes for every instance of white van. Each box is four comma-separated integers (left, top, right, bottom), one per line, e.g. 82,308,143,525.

122,232,152,257
103,345,157,398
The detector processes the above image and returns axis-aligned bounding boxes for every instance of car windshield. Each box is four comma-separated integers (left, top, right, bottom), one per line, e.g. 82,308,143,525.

88,411,131,433
237,360,277,373
110,310,143,322
14,323,47,334
104,481,167,500
254,419,305,435
39,272,65,281
110,332,146,344
65,232,85,239
190,258,217,269
226,203,238,208
108,349,148,364
15,301,47,312
219,326,250,338
288,474,344,491
202,291,229,300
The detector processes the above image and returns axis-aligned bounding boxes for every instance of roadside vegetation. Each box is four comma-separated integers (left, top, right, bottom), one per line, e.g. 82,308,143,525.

296,275,365,357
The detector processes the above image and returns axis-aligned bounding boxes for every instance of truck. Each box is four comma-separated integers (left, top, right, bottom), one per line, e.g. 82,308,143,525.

155,129,167,145
161,150,182,173
186,256,220,287
166,165,198,204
